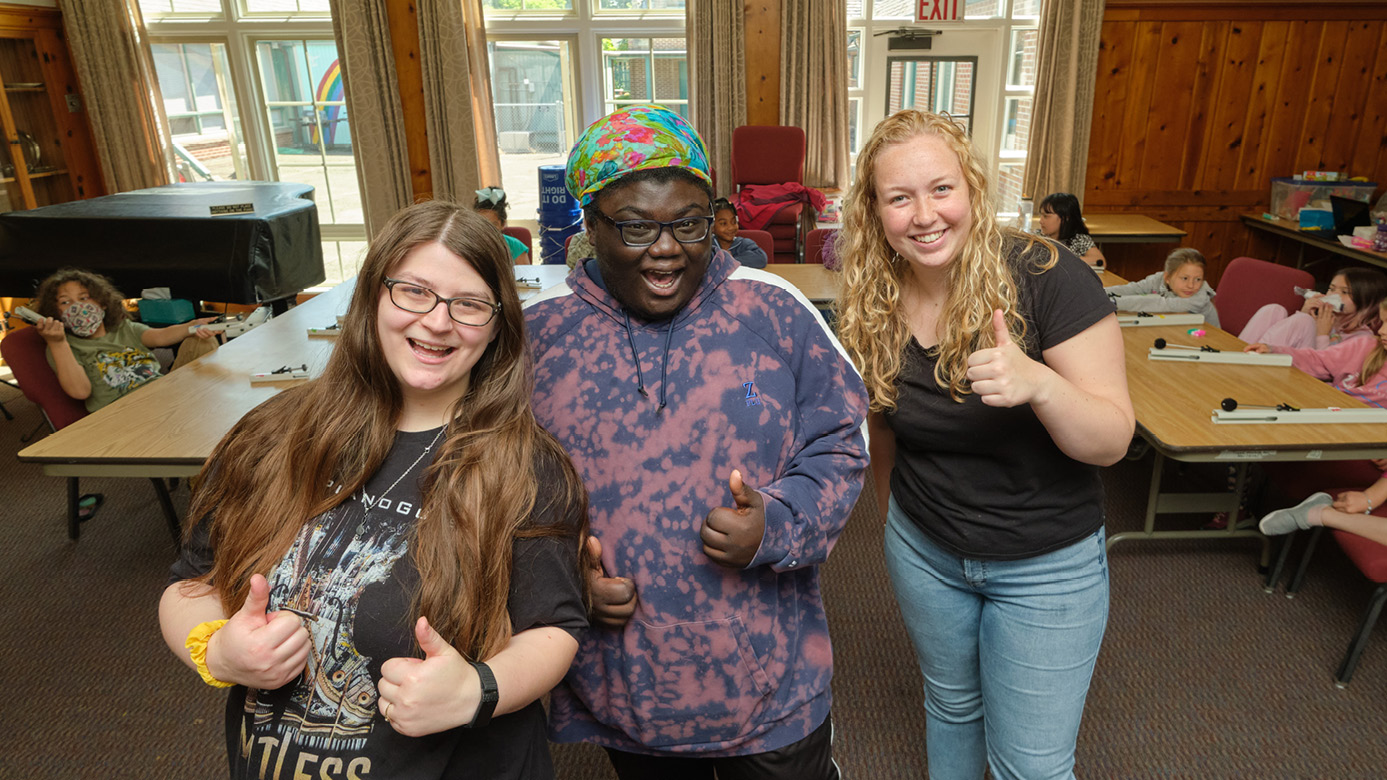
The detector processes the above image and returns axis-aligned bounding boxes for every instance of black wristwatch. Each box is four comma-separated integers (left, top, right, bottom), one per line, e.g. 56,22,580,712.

467,660,499,728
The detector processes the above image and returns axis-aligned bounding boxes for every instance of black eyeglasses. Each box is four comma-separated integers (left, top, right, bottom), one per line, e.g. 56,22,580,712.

383,278,500,327
592,210,715,247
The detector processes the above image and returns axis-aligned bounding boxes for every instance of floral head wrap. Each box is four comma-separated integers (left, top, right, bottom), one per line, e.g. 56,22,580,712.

565,104,711,207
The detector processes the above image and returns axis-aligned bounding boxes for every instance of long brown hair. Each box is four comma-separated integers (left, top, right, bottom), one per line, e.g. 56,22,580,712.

1339,267,1387,334
833,110,1055,411
1361,303,1387,388
187,200,587,661
33,268,131,331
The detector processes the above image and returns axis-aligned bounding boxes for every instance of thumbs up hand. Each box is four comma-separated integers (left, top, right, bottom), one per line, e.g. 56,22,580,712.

207,573,312,689
584,535,638,630
378,617,480,736
700,469,766,569
966,309,1047,408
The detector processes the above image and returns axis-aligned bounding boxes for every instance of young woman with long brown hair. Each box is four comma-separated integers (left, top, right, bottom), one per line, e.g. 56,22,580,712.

158,200,588,779
834,110,1134,780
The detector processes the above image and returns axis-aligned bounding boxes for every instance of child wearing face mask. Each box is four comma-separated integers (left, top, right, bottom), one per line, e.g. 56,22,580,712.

1239,268,1387,351
32,268,218,413
1103,247,1221,328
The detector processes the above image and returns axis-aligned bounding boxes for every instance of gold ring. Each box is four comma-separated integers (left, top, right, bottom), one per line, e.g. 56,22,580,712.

382,701,393,722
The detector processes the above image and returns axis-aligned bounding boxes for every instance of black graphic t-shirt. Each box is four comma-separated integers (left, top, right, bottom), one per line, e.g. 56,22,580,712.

170,428,587,780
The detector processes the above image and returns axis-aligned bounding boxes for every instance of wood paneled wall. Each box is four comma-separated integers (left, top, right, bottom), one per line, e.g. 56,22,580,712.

744,0,781,126
1087,1,1387,284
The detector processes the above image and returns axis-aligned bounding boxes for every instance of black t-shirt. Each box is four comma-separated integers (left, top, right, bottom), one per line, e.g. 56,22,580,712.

886,240,1114,560
169,428,587,780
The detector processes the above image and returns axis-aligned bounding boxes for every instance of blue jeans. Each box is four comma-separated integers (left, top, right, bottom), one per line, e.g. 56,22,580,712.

883,497,1109,780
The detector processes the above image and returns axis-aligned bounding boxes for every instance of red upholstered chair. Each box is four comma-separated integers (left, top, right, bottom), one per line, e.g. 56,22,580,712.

736,229,774,261
1214,257,1314,337
731,125,806,264
1263,460,1383,589
806,228,838,267
0,325,180,543
1281,490,1387,687
501,226,532,257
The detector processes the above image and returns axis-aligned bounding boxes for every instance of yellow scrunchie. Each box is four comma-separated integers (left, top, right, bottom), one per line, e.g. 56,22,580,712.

185,619,234,688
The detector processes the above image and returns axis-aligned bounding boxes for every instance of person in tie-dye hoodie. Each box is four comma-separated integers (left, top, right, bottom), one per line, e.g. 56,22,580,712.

524,105,869,778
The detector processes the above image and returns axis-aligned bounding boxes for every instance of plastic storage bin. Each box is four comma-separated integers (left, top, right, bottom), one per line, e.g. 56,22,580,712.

1269,178,1377,221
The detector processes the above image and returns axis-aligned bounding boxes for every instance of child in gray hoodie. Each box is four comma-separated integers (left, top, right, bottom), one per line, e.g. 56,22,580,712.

1105,247,1220,328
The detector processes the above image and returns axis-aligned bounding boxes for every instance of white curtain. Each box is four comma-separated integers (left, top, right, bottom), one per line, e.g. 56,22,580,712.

418,0,501,202
780,0,850,190
327,0,412,236
61,0,174,192
689,0,746,198
1022,0,1106,205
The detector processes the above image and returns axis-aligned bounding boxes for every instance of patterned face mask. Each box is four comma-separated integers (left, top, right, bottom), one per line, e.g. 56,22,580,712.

60,300,104,337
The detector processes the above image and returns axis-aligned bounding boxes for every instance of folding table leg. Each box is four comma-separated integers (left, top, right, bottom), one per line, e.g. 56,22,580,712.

149,478,181,547
1286,526,1325,598
1334,584,1387,688
66,477,81,540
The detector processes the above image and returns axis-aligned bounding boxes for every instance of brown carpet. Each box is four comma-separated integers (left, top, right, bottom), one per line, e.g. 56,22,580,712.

1,381,1384,779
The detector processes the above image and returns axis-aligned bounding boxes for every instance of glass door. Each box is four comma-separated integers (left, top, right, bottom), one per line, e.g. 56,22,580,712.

487,38,578,233
885,56,979,132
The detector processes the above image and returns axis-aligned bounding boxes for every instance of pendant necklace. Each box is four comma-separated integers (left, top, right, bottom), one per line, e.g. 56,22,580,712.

367,426,447,514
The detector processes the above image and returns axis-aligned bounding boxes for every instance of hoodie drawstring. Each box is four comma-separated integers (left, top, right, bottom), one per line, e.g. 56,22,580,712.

657,318,674,412
622,310,648,399
621,309,675,412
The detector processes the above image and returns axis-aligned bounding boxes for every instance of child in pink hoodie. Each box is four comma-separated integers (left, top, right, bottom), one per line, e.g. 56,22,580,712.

1246,300,1387,408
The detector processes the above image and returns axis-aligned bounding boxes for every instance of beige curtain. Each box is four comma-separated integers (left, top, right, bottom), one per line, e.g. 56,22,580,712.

61,0,173,192
688,0,745,198
418,0,500,202
1021,0,1106,205
780,0,850,190
328,0,412,236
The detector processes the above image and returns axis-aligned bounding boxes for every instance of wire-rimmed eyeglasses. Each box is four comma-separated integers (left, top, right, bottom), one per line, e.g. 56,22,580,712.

592,211,715,247
383,278,500,327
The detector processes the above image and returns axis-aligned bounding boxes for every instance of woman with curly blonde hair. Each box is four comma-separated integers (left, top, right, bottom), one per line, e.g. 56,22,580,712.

833,110,1134,780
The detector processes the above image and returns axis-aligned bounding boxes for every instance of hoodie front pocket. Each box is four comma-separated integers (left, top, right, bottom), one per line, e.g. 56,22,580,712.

619,615,775,748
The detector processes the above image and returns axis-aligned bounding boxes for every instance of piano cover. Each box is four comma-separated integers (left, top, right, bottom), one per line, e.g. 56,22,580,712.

0,181,325,304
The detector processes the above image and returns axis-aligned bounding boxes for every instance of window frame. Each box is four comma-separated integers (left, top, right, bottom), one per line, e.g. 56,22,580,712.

144,3,365,251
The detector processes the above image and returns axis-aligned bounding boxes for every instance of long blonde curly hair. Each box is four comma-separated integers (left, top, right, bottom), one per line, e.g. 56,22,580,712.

833,110,1056,412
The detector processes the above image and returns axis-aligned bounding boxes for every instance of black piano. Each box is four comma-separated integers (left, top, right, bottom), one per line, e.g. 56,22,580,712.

0,181,325,304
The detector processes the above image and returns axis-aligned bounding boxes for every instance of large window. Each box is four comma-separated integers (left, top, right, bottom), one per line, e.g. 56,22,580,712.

847,0,1038,214
483,2,685,234
141,0,366,287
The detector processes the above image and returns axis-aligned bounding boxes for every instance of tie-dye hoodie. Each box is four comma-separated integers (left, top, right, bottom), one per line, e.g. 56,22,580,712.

524,249,868,756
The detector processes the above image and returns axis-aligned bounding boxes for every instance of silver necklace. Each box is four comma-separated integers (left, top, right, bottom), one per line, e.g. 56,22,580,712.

367,426,446,514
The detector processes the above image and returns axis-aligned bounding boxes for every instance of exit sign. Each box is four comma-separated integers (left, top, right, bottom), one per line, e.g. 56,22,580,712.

917,0,963,21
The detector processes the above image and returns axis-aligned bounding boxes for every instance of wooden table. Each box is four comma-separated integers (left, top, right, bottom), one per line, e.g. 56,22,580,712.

1112,321,1387,562
1020,214,1186,244
19,263,845,481
1082,214,1187,244
519,261,841,305
1240,213,1387,271
18,281,353,478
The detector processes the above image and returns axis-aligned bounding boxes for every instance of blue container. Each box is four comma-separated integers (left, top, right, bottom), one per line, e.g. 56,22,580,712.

538,164,581,264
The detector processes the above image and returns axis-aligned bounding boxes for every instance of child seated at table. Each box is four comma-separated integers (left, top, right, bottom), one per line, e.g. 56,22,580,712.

1259,459,1387,547
473,186,532,264
1104,247,1220,328
1245,299,1387,408
1036,192,1105,268
712,197,768,268
1238,267,1387,351
33,268,217,413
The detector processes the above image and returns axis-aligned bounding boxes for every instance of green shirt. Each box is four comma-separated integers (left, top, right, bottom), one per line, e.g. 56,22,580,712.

46,320,161,413
503,233,529,261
